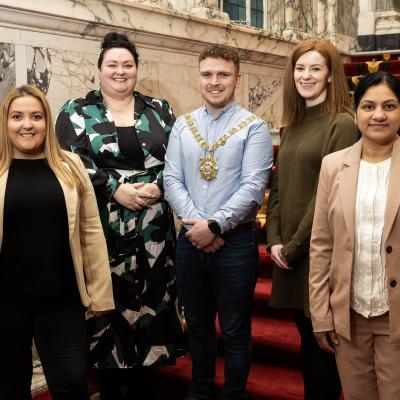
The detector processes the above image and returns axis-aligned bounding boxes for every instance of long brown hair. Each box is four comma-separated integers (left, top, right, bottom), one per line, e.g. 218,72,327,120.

283,39,353,128
0,85,86,192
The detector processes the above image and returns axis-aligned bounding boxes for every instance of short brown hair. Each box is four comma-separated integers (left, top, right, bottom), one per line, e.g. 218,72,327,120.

283,39,353,127
199,45,240,73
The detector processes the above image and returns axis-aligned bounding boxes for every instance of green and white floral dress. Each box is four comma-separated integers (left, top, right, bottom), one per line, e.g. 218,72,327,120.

56,90,183,368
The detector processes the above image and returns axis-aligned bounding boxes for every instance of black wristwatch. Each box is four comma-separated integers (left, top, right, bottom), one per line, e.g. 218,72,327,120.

207,220,222,235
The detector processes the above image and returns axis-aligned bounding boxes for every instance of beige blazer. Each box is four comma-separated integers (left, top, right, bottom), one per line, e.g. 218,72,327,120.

0,152,114,312
310,139,400,343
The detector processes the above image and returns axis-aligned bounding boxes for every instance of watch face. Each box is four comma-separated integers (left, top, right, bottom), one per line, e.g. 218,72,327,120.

208,221,221,235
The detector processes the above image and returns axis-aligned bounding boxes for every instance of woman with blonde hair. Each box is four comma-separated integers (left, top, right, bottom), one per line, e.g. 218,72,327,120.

0,84,114,400
266,39,358,399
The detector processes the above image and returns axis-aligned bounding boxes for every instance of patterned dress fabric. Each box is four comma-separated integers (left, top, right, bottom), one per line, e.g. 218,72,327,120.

56,90,183,368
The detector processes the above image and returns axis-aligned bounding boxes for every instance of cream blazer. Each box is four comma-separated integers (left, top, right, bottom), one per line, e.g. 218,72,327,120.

310,139,400,343
0,152,114,312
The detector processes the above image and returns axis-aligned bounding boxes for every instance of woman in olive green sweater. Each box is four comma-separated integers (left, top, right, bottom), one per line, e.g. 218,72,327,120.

266,39,358,399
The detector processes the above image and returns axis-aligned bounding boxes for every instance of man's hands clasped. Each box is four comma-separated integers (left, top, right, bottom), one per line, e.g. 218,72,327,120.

183,218,224,253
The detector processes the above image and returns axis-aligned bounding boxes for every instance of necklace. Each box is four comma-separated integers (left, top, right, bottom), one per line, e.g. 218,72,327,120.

184,113,257,181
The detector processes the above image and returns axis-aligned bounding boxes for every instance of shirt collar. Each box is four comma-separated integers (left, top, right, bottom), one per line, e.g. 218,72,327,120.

202,102,237,121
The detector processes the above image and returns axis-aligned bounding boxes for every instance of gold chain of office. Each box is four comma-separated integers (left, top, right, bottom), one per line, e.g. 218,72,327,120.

184,113,257,181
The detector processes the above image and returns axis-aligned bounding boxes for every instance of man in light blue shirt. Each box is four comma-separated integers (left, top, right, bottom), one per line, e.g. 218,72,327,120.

164,45,274,400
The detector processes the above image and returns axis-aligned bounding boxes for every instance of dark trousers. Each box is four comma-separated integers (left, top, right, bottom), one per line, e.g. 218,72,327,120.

176,228,258,400
0,294,88,400
96,367,156,400
293,310,342,400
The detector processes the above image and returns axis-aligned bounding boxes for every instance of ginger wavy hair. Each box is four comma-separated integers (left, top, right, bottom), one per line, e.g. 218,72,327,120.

283,39,353,128
0,85,86,192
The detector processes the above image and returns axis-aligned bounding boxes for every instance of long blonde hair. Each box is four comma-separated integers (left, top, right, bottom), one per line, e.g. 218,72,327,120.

283,39,353,128
0,85,86,192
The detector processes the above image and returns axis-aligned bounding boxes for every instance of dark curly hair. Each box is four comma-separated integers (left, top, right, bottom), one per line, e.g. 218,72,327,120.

97,32,139,69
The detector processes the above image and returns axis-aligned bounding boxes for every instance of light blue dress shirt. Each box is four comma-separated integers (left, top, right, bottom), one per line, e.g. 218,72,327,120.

164,102,274,233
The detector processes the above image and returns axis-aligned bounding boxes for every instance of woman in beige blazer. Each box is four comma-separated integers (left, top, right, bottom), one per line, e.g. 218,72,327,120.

0,85,114,400
310,71,400,400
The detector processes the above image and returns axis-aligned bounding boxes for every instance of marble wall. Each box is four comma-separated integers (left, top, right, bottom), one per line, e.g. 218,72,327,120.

0,43,15,102
266,0,357,51
247,72,283,127
0,0,295,130
0,0,361,129
358,0,400,50
337,0,358,38
377,0,400,11
26,46,96,112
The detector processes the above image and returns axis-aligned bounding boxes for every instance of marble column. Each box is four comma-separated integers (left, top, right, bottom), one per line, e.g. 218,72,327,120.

189,0,230,21
278,0,319,40
161,0,229,20
315,0,358,51
316,0,327,37
267,0,284,34
282,0,296,38
358,0,376,37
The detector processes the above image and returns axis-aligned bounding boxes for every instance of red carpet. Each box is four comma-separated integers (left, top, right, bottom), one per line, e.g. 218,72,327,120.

343,51,400,91
34,244,304,400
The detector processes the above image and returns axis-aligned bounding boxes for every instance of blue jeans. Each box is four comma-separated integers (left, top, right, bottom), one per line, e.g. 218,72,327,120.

176,227,259,400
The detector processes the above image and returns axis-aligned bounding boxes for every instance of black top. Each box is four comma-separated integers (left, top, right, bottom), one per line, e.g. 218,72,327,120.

55,91,175,207
116,126,145,169
0,159,77,296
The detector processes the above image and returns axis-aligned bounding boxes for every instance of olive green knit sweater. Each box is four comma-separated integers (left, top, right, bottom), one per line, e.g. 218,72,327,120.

266,102,359,314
